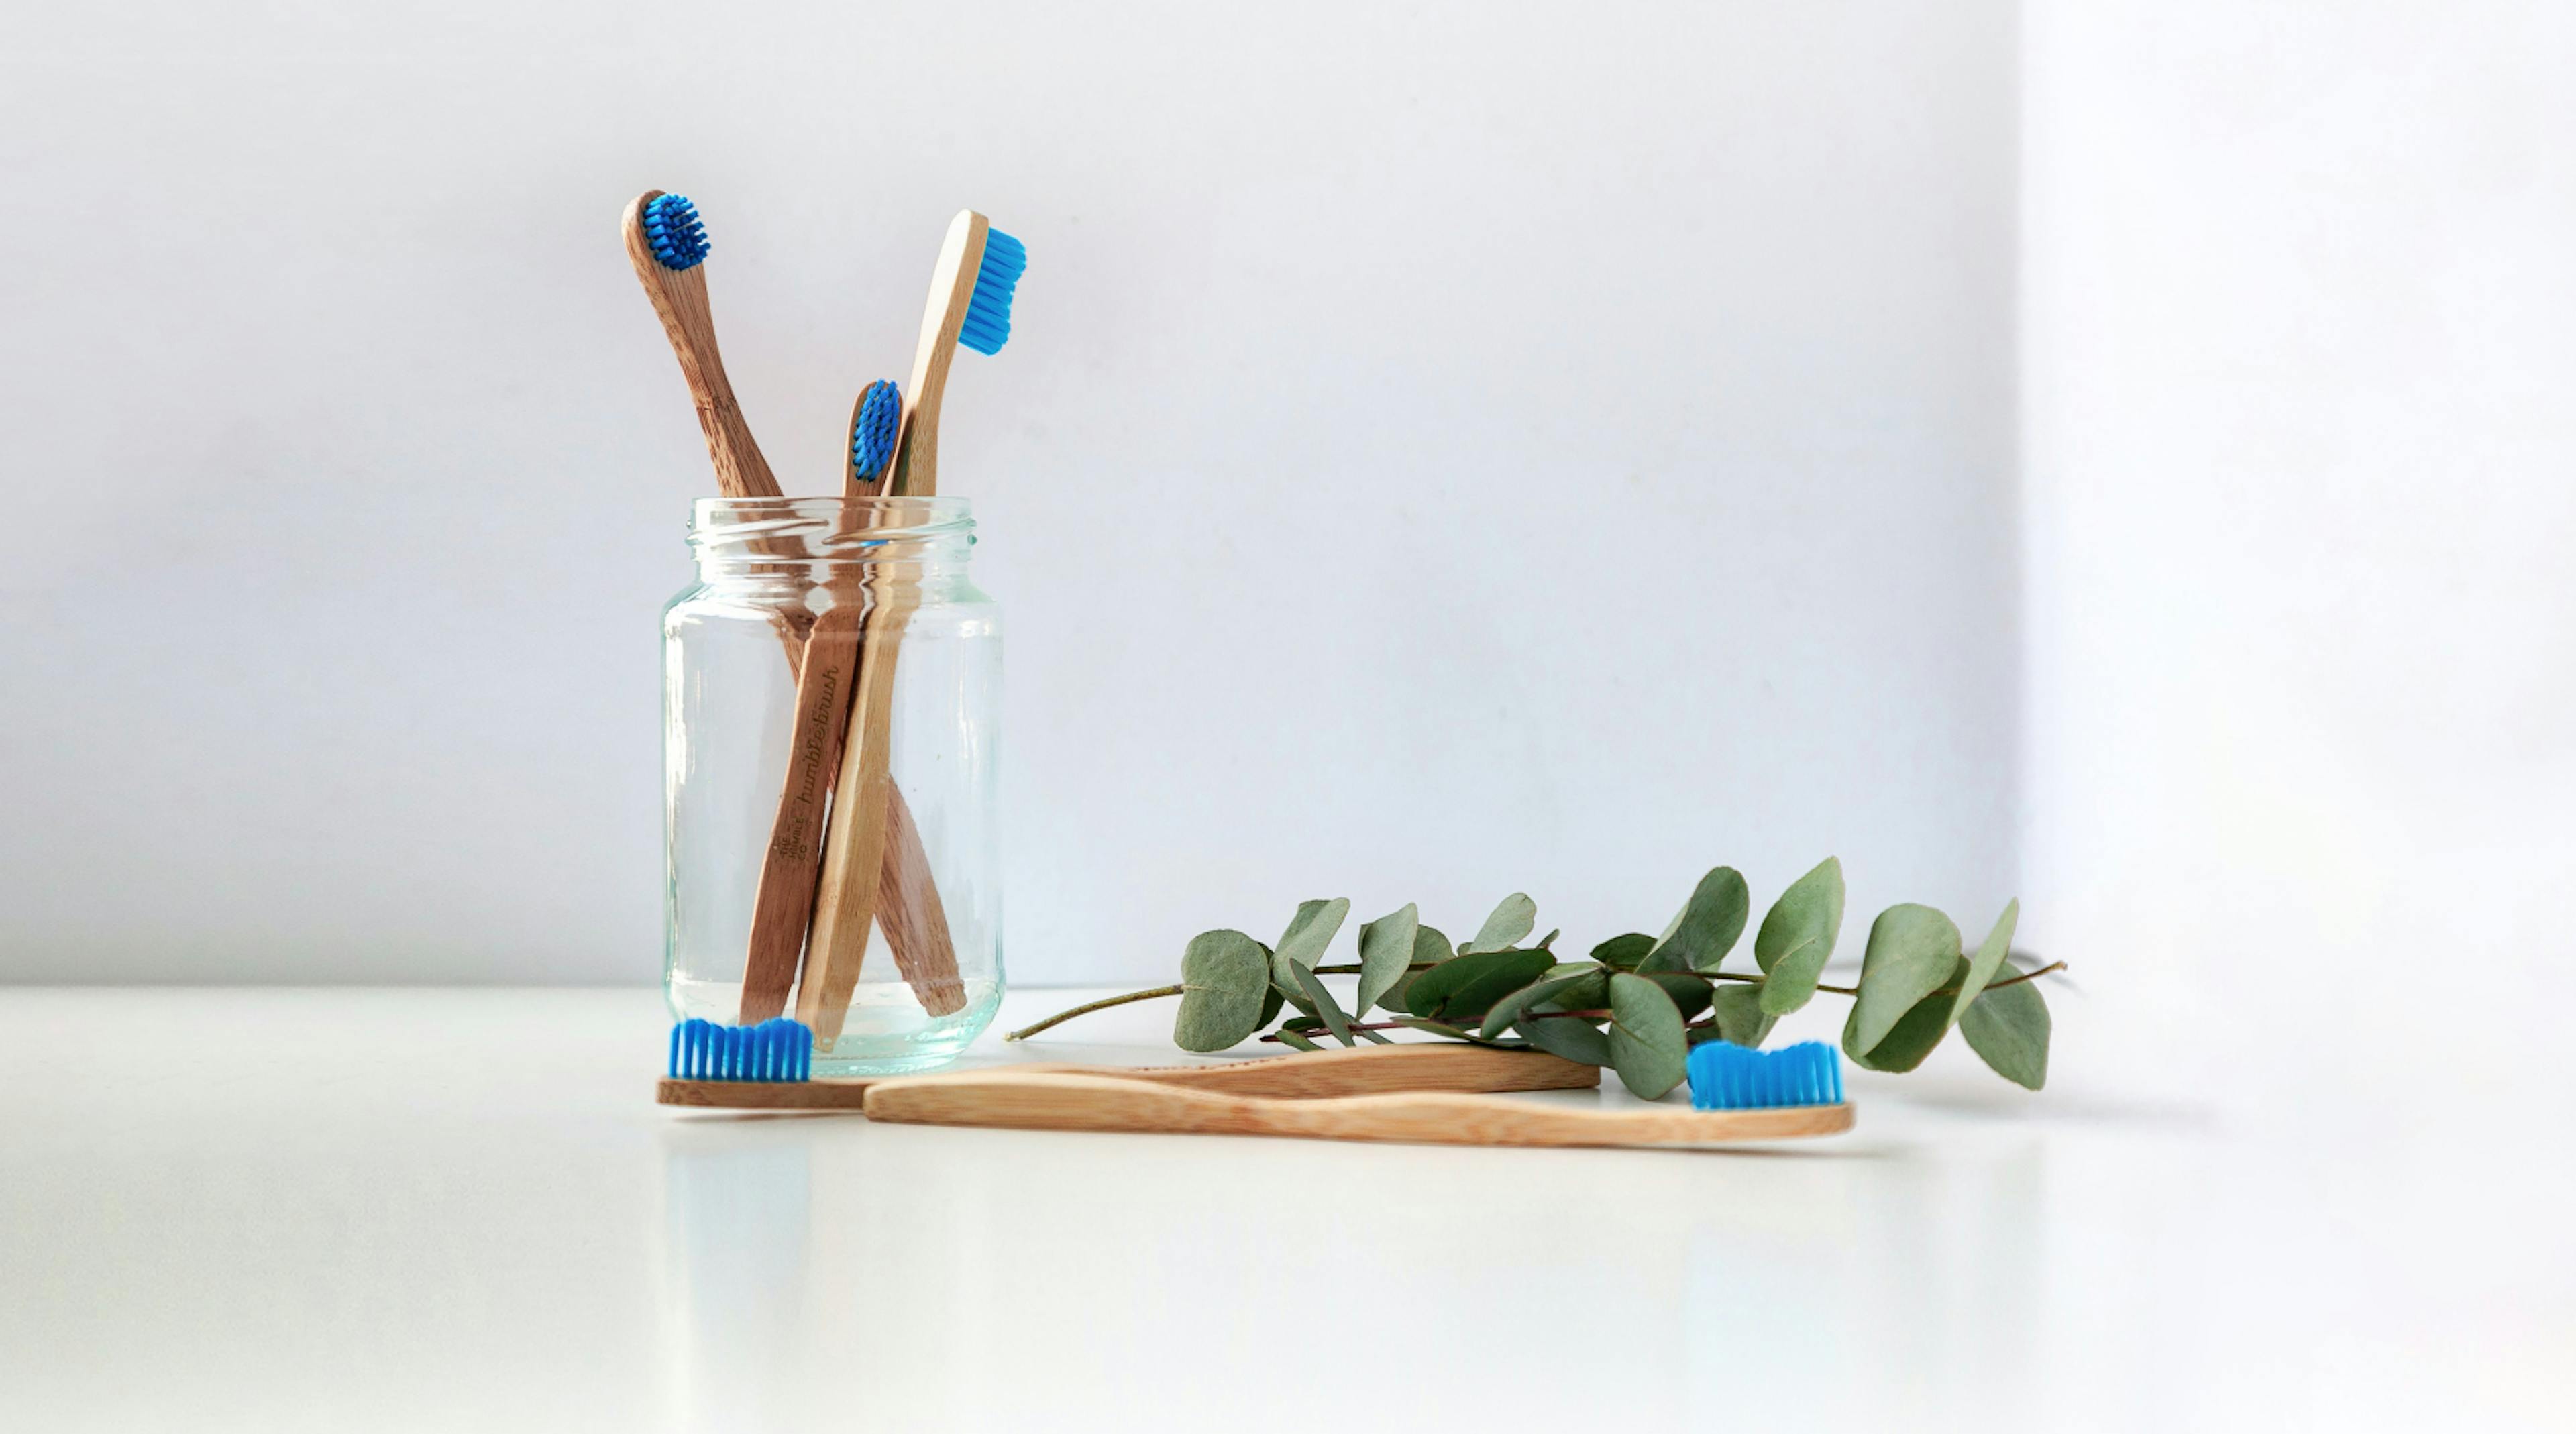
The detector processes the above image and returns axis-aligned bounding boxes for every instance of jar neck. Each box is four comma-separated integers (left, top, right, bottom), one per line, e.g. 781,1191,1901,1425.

689,496,975,584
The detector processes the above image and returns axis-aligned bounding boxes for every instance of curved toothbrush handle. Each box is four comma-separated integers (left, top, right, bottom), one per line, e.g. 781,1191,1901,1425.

861,1071,1854,1148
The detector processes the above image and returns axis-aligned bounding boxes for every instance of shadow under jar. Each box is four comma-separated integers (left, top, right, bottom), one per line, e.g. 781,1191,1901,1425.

664,496,1002,1073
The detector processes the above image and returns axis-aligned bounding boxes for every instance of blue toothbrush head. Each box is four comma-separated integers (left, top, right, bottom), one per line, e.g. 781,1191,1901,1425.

851,380,902,481
956,227,1026,355
668,1017,814,1082
643,193,710,272
1687,1038,1844,1111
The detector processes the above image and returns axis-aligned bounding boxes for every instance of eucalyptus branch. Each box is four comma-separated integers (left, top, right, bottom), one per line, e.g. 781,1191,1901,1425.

1006,863,2059,1093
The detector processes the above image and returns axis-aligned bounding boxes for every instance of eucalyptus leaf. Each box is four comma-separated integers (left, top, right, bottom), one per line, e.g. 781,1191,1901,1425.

1172,930,1271,1053
1849,904,1963,1054
1644,867,1750,974
1275,1028,1324,1052
1948,899,2021,1027
1517,1013,1613,1066
1847,954,1970,1070
1258,983,1285,1030
1479,970,1607,1040
1590,933,1655,970
1270,899,1349,1017
1382,926,1452,1014
1404,948,1556,1022
1640,970,1714,1023
1605,972,1689,1098
1709,983,1777,1048
1462,893,1536,953
1841,987,1954,1072
1754,857,1845,1015
1960,972,2049,1089
1274,898,1350,976
1290,964,1357,1046
1354,903,1419,1017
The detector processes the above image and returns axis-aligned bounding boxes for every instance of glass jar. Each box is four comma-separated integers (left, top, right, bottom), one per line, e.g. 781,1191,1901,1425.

663,496,1002,1074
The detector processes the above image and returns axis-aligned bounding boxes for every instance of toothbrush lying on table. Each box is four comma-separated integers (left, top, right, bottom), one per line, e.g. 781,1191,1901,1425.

864,1040,1854,1148
621,189,960,1024
799,211,1026,1039
662,1024,1602,1107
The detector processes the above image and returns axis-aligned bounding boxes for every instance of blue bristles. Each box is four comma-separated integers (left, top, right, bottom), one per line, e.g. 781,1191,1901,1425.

851,380,902,480
667,1017,814,1082
643,193,710,272
955,227,1026,355
1687,1038,1844,1110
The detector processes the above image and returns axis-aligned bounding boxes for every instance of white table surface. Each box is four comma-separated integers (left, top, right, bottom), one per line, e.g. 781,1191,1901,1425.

2,986,2565,1433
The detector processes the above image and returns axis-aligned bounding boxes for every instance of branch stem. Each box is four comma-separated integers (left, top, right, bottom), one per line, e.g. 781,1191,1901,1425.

1003,985,1183,1041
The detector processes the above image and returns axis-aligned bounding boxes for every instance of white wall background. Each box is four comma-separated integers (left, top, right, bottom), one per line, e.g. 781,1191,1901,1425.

1,1,2021,984
2021,2,2576,1099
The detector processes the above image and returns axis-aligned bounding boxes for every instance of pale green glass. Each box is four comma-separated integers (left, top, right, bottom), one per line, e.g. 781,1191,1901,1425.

663,496,1002,1073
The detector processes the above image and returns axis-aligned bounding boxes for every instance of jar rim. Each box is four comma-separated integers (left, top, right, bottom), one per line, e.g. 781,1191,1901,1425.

691,494,973,534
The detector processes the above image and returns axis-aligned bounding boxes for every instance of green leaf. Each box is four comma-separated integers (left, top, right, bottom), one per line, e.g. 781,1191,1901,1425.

1517,1013,1612,1066
1462,893,1536,953
1640,970,1713,1023
1274,1028,1324,1052
1960,973,2049,1089
1172,930,1271,1053
1841,986,1954,1072
1258,982,1285,1030
1948,899,2021,1027
1644,867,1750,973
1479,969,1608,1040
1269,899,1350,1016
1754,857,1845,1016
1289,964,1358,1046
1849,904,1963,1053
1274,897,1350,976
1403,948,1556,1022
1534,928,1560,951
1354,903,1419,1017
1605,972,1689,1098
1589,933,1655,970
1709,983,1777,1048
1381,925,1452,1015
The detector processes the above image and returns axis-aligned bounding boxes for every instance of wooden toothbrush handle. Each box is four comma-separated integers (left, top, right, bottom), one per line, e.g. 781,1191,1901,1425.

862,1072,1855,1148
760,614,959,1021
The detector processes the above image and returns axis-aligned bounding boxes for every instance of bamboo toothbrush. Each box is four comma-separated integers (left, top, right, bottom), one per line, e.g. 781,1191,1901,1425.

733,382,905,1022
861,1042,1854,1149
660,1026,1602,1109
622,190,967,1024
799,212,1026,1040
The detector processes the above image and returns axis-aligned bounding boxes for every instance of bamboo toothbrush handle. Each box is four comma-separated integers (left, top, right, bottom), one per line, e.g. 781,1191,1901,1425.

886,210,990,500
657,1043,1605,1109
862,1072,1856,1148
621,191,780,501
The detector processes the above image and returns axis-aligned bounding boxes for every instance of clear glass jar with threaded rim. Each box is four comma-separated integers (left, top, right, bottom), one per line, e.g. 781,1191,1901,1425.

664,496,1002,1074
